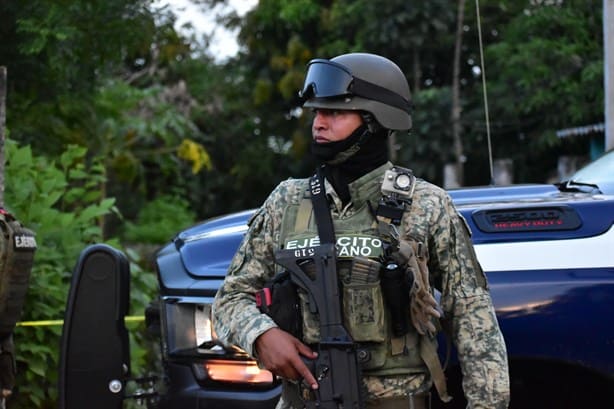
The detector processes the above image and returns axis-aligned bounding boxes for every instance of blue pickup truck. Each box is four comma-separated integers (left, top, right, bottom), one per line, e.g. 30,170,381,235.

59,179,614,409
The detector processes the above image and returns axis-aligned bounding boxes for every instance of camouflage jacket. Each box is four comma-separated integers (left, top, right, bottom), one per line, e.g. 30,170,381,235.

212,162,510,408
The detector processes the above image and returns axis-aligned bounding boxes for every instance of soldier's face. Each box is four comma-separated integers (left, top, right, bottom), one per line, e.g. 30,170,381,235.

312,109,363,143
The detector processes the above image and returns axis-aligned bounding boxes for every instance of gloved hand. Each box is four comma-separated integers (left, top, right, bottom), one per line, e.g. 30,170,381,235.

405,241,441,337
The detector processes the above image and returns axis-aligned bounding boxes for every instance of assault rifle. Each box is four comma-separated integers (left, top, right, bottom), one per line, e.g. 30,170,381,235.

275,243,364,409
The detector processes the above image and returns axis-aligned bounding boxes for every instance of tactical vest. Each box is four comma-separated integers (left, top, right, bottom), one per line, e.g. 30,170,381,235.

0,210,36,339
277,179,426,377
0,209,37,393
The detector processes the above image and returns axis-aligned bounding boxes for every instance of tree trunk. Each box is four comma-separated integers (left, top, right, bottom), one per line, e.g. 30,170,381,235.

412,48,422,93
451,0,466,186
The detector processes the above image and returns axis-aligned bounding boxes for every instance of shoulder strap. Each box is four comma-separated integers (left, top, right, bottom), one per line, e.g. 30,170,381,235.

295,196,312,232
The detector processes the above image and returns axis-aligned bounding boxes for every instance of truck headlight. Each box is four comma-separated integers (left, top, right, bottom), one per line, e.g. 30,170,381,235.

161,298,275,386
193,360,274,384
163,300,234,353
194,304,214,347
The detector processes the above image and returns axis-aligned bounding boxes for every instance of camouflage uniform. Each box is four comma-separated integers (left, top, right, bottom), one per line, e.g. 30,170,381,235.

213,162,510,408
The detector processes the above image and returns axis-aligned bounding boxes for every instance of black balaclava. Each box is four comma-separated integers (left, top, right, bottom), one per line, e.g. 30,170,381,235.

311,117,389,205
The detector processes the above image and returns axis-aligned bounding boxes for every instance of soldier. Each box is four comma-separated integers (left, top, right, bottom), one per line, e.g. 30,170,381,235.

213,53,510,409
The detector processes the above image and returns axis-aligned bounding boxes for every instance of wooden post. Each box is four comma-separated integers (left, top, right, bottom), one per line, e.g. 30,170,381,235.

0,66,6,208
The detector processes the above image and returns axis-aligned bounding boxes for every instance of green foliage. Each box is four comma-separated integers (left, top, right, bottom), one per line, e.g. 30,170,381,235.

2,0,209,219
488,2,602,124
4,140,157,408
478,0,604,180
230,0,605,186
279,0,321,28
4,140,116,407
4,142,116,262
10,0,154,94
403,87,453,183
90,79,208,182
124,195,196,244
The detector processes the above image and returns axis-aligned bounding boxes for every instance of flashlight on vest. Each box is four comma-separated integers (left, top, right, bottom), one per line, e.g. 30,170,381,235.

380,262,413,337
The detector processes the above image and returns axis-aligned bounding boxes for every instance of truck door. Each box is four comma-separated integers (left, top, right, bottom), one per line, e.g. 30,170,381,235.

58,244,130,409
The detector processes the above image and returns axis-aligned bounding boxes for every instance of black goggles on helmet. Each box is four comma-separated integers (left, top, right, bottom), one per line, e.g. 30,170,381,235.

299,59,411,112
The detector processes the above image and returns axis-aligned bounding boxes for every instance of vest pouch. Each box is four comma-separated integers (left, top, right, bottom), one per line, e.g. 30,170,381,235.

358,342,388,371
258,271,302,339
360,332,426,374
298,289,321,344
342,281,386,343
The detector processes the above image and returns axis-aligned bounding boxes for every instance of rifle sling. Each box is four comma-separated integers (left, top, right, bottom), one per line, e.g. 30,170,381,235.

310,167,336,245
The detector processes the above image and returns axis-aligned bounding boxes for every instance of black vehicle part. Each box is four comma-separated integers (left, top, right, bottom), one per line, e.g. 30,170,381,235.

59,244,130,409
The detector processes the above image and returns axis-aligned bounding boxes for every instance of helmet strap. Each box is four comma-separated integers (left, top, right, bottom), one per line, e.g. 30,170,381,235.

360,112,382,134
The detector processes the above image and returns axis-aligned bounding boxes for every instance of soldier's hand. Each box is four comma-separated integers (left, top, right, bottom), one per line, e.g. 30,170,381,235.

255,327,318,389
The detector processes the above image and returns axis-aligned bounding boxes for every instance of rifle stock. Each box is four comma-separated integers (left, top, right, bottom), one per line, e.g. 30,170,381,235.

275,244,365,409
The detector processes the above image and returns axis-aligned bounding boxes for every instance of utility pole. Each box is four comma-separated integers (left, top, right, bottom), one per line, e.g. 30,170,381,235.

606,0,614,151
451,0,467,187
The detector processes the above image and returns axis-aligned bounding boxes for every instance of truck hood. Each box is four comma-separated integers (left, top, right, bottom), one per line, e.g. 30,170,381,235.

168,184,614,278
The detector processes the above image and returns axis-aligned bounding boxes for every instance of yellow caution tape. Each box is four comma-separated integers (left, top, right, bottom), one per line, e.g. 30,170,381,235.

17,320,63,327
16,316,145,327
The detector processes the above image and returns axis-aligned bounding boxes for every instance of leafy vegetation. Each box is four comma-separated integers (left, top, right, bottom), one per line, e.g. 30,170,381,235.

0,0,605,407
5,141,116,407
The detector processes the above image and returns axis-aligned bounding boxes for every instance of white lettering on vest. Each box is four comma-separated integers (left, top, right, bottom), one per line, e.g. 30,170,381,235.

286,236,321,249
14,235,37,249
287,235,382,258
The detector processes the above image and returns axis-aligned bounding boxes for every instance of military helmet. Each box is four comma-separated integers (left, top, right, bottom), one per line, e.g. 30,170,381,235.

300,53,412,130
